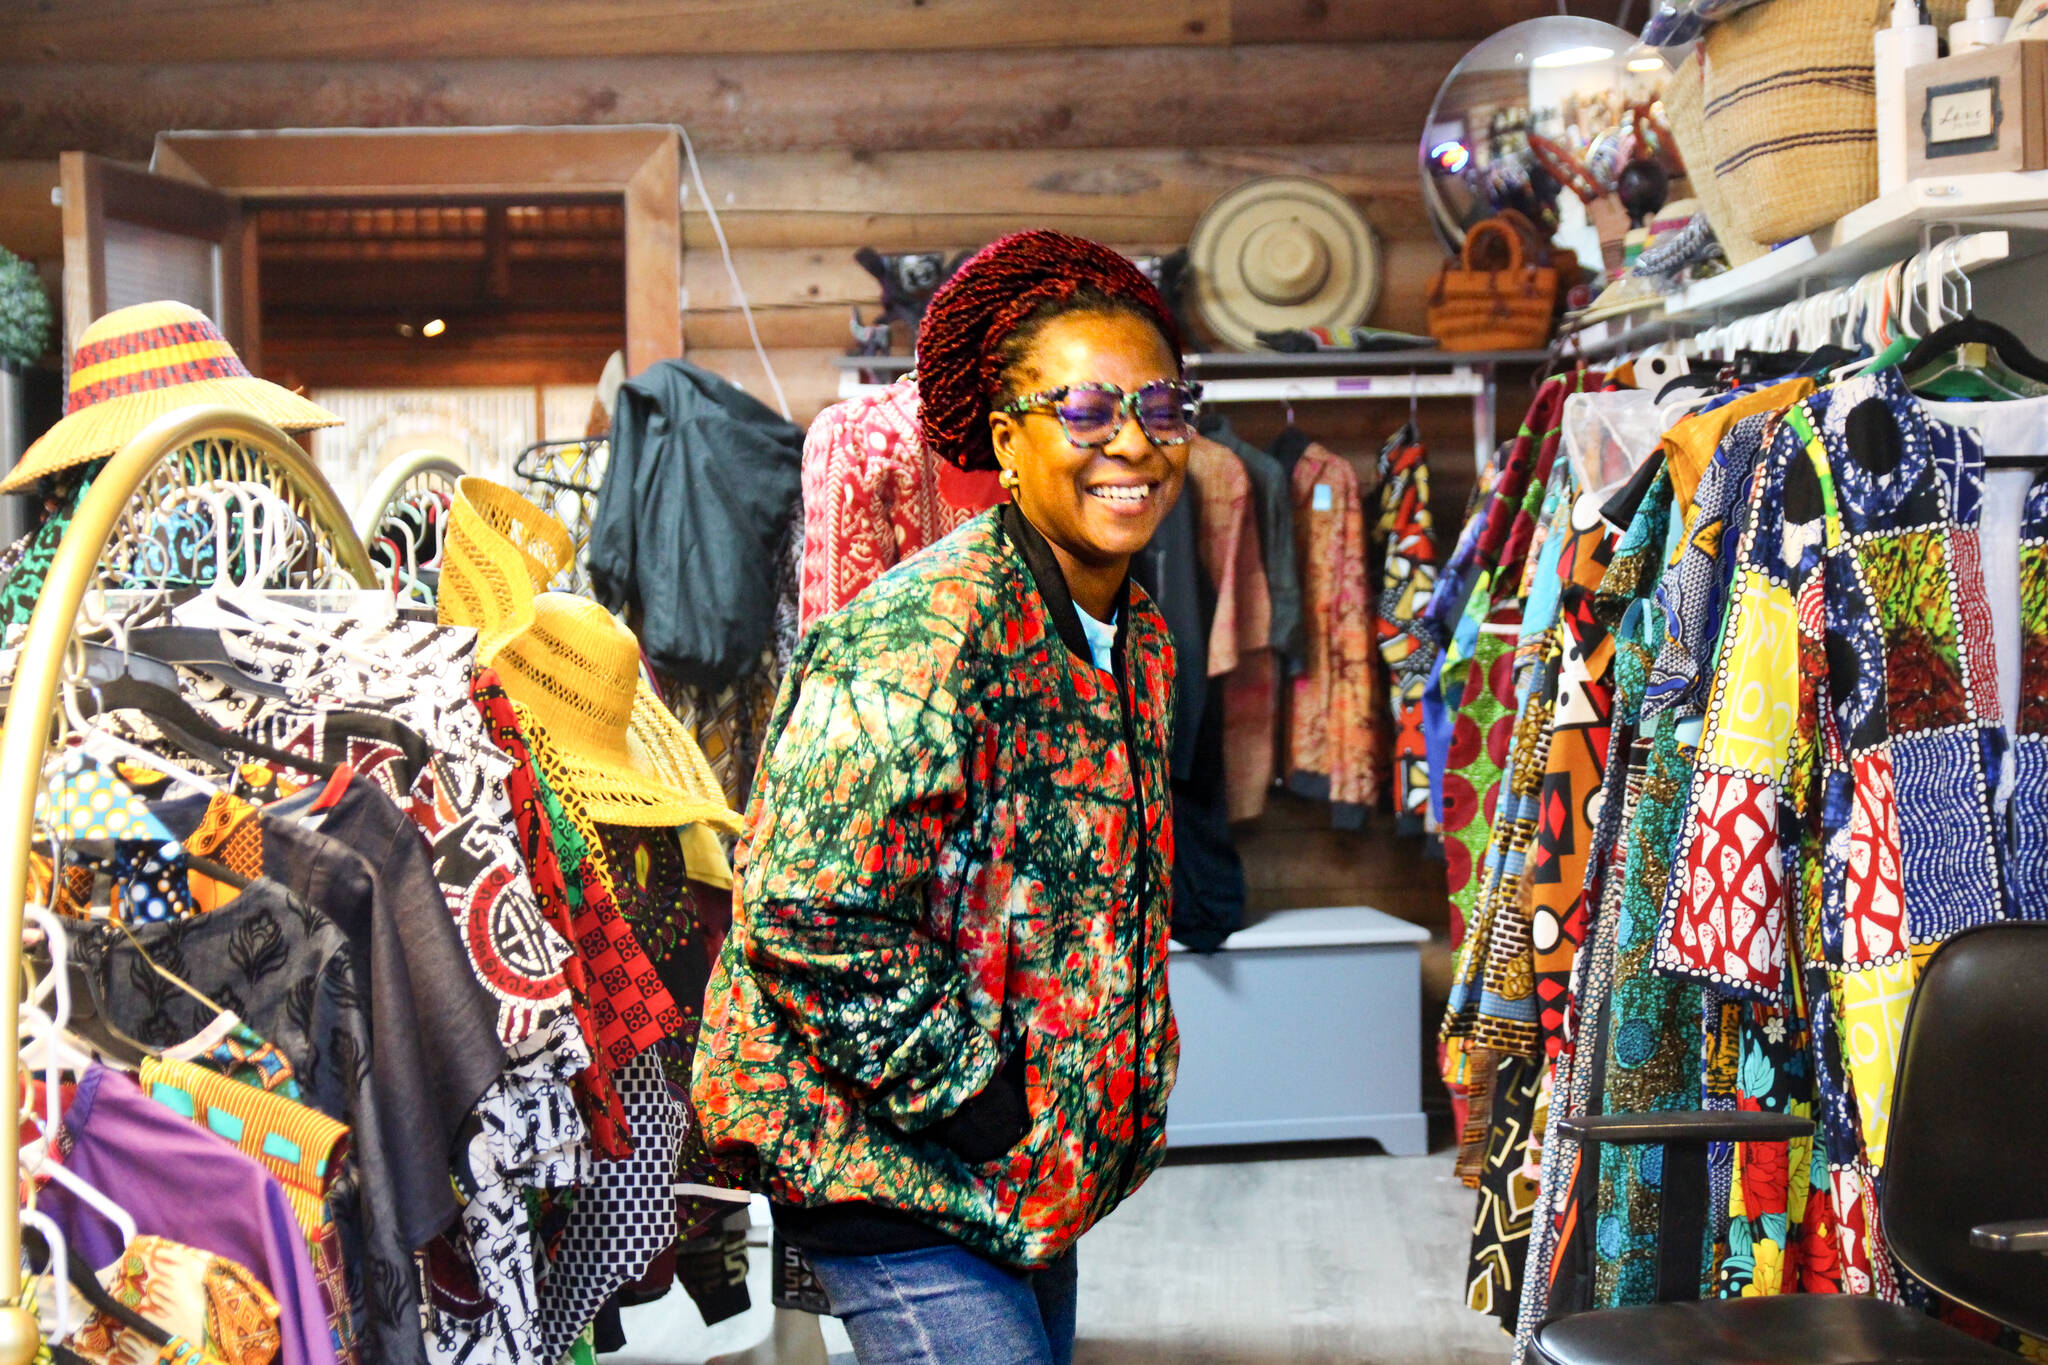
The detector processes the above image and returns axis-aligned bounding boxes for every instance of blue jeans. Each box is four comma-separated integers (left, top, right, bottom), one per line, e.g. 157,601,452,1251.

804,1244,1078,1365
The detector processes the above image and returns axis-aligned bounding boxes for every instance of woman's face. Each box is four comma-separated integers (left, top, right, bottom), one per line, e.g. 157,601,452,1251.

987,310,1189,571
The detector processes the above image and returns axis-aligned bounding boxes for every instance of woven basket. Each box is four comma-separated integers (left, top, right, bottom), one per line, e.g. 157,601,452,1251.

1702,0,1879,244
1666,49,1770,268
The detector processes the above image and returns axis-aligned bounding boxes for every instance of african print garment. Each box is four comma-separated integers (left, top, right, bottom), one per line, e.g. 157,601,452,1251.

1524,486,1630,1061
69,1235,281,1365
473,672,641,1155
162,1018,358,1364
0,469,92,631
1432,373,1586,979
166,615,595,1365
596,819,748,1238
1443,461,1579,1065
1285,441,1382,827
796,376,1004,628
1374,424,1439,831
138,1056,348,1242
1188,434,1278,824
532,1050,682,1365
1442,420,1582,1323
695,506,1180,1271
69,881,417,1365
1659,368,2048,1301
1431,377,1588,1183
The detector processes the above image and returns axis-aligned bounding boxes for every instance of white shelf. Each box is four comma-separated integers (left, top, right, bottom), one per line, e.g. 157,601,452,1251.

1570,170,2048,355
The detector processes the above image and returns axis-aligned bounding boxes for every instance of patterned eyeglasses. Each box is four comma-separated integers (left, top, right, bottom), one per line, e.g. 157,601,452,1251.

998,380,1203,449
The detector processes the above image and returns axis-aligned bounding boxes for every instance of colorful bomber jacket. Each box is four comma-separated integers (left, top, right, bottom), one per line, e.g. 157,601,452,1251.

691,503,1180,1268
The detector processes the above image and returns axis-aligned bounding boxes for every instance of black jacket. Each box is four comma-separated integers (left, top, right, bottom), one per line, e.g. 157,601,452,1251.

588,360,804,689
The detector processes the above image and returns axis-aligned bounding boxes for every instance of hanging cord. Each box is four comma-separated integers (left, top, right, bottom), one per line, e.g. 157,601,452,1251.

673,122,792,422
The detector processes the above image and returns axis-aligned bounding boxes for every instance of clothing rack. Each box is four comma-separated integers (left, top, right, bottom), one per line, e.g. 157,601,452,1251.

512,437,607,595
833,350,1552,471
1568,229,2017,362
351,448,467,547
0,405,375,1365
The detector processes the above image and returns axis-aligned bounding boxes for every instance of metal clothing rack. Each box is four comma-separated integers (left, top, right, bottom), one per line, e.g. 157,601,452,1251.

512,437,607,595
0,406,375,1364
832,350,1552,471
352,448,468,548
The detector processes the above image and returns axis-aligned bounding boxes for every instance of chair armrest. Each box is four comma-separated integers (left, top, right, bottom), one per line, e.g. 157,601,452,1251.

1558,1111,1814,1146
1971,1220,2048,1253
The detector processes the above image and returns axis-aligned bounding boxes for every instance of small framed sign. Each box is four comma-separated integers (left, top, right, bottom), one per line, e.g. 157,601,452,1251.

1908,43,2048,179
1924,77,2004,159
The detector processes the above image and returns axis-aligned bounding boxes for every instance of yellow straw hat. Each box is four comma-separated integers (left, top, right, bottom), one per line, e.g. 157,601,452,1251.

496,593,739,830
1,300,340,494
439,475,739,832
439,475,578,661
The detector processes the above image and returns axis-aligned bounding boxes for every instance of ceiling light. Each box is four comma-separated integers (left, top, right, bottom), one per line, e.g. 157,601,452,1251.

1532,45,1616,68
1628,55,1667,73
421,318,447,338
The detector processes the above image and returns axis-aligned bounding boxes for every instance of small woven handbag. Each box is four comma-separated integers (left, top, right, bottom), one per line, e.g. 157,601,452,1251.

1426,218,1557,352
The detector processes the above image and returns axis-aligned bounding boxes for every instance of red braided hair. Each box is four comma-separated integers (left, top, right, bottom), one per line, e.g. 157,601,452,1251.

916,230,1183,472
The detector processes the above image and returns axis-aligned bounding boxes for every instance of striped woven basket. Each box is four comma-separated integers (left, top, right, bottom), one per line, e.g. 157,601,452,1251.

1701,0,1880,245
1666,48,1770,268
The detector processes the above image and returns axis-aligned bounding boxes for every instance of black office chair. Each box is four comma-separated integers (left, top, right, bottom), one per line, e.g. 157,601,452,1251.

1535,921,2048,1365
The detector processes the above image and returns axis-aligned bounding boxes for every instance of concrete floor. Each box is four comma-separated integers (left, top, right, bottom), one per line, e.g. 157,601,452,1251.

616,1144,1511,1365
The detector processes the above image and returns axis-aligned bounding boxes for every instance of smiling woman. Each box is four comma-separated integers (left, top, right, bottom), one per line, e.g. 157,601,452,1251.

989,311,1194,618
691,231,1187,1365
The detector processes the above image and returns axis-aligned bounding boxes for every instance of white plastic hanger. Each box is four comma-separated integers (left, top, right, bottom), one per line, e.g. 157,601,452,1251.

17,903,140,1255
21,1211,76,1344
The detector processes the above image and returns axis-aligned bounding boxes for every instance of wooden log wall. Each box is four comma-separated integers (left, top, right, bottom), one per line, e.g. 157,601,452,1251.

0,0,1602,970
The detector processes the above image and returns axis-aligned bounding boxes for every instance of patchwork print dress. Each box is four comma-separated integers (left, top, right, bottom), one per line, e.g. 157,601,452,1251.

1658,368,2048,1298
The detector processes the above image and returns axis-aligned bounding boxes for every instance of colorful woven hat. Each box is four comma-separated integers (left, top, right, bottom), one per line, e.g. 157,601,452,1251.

439,475,738,832
1,301,341,494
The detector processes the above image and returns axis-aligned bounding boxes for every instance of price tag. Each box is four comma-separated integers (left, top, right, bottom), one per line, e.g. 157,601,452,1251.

1312,484,1333,512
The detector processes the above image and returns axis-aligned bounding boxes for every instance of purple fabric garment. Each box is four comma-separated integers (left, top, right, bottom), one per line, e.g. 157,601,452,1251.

41,1064,339,1365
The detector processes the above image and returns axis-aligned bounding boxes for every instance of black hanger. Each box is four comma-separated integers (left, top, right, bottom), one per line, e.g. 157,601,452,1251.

1654,360,1726,404
74,675,338,782
1898,316,2048,384
122,626,290,700
23,1226,174,1350
1984,454,2048,470
1796,343,1860,377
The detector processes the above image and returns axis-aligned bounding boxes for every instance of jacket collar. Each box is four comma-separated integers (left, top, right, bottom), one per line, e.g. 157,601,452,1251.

1000,502,1129,671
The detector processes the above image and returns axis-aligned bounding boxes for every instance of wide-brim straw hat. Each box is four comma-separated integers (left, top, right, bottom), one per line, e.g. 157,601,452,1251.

498,592,739,831
439,475,739,832
1189,176,1383,352
1,300,340,495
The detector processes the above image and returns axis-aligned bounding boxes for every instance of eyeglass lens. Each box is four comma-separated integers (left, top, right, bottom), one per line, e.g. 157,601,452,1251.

1053,384,1196,446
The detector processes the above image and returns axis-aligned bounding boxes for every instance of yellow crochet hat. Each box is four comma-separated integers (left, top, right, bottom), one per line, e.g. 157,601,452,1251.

439,476,578,661
439,475,739,832
2,301,340,494
497,593,739,830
